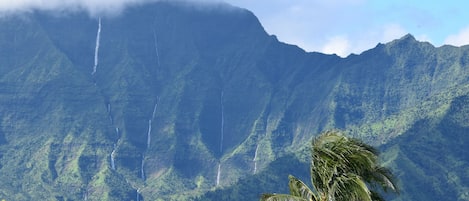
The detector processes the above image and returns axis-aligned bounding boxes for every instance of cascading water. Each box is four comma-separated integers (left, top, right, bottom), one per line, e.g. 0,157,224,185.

253,144,259,174
108,104,113,124
141,100,159,180
146,120,152,149
110,144,116,170
215,91,225,187
147,100,158,149
152,100,158,120
91,17,101,75
106,102,118,170
141,155,145,180
216,163,221,186
136,188,140,201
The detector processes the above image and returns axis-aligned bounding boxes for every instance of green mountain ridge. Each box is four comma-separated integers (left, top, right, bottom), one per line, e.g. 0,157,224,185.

0,1,468,200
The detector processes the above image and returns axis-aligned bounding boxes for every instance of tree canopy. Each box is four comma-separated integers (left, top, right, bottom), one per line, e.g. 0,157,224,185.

261,130,398,201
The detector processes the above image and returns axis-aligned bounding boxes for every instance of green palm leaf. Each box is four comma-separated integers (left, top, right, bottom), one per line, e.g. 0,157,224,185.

288,175,319,201
261,130,398,201
260,193,310,201
329,173,372,201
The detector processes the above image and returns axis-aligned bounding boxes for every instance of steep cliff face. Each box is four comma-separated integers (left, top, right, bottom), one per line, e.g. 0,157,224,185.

379,94,469,201
329,36,469,145
0,2,468,200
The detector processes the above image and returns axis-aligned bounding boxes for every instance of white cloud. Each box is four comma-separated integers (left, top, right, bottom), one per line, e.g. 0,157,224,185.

381,23,407,42
0,0,152,16
0,0,455,56
444,26,469,46
415,34,432,43
317,24,409,57
347,24,408,55
0,0,390,56
321,35,350,57
0,0,236,17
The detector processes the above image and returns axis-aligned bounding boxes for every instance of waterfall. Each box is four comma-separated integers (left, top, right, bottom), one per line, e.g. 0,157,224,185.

83,188,89,201
91,17,102,75
216,163,221,186
147,99,158,149
136,188,140,201
153,30,161,67
147,120,152,149
110,153,115,170
253,144,259,174
216,91,224,186
152,101,158,120
141,155,145,180
115,127,119,137
110,144,116,170
219,91,224,154
107,104,112,123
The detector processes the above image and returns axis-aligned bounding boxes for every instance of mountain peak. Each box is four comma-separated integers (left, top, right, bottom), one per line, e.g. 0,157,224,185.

383,33,436,52
389,33,418,45
400,33,417,41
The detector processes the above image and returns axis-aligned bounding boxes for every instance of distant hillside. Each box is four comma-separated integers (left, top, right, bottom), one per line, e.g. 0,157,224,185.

0,1,468,200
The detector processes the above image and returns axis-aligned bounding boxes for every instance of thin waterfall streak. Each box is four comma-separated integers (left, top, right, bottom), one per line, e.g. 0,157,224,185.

216,163,221,186
220,91,224,154
153,30,161,67
91,17,101,75
147,120,152,149
253,144,259,174
141,155,145,180
136,189,140,201
107,104,113,124
253,144,259,161
115,127,119,137
152,101,158,120
254,162,257,174
110,156,115,170
110,146,116,170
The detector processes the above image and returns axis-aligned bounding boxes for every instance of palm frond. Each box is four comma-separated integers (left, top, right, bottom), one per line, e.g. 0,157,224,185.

370,190,386,201
288,175,319,201
329,173,372,201
263,130,399,201
260,193,310,201
366,166,399,193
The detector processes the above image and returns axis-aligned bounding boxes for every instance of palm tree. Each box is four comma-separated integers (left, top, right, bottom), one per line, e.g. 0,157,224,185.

261,130,398,201
261,175,319,201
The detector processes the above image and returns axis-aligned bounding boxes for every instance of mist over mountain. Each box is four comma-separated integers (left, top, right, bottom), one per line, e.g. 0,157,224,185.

0,1,468,200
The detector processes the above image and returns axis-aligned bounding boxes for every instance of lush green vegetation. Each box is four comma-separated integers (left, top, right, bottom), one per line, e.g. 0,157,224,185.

0,2,468,200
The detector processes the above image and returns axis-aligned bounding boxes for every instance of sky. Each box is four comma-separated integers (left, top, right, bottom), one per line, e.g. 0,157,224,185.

223,0,469,56
1,0,469,57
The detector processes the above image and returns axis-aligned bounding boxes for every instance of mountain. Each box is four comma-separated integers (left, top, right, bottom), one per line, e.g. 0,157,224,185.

0,1,468,200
